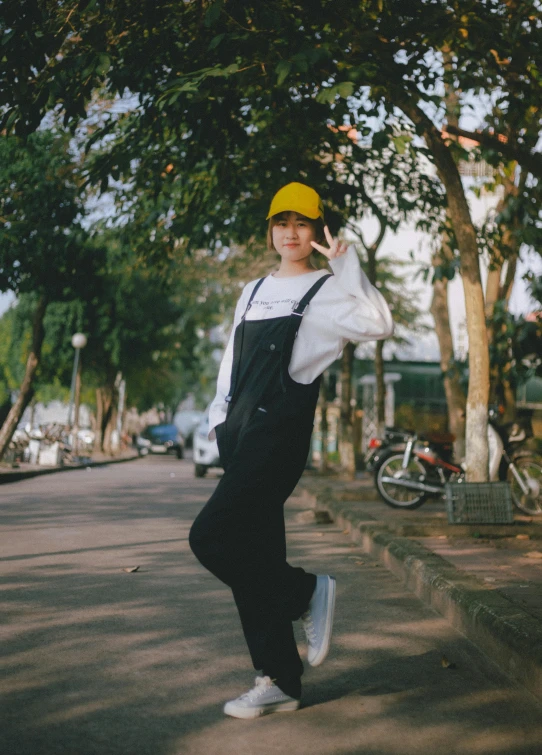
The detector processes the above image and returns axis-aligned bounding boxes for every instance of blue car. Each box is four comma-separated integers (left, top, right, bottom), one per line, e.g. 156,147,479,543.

138,423,185,459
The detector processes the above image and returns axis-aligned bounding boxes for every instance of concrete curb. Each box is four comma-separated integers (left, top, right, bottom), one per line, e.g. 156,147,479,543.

300,486,542,704
0,454,141,485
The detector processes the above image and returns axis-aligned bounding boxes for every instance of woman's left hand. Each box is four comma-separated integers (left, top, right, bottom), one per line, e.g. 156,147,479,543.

310,225,348,260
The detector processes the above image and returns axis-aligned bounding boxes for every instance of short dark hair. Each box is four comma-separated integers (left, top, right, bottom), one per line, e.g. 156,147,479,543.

266,212,325,252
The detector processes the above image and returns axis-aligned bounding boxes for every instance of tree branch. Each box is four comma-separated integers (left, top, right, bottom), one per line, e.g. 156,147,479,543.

346,220,367,249
444,124,542,179
369,217,387,255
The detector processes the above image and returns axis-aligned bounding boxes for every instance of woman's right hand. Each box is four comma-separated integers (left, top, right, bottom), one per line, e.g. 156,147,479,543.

310,225,348,260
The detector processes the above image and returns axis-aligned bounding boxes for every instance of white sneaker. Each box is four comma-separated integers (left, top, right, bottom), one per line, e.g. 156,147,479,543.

223,676,300,719
302,575,336,666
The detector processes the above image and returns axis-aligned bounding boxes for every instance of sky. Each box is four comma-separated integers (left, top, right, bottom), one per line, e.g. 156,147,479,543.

0,291,15,317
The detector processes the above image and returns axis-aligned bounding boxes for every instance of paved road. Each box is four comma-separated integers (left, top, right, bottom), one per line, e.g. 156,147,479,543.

1,457,541,755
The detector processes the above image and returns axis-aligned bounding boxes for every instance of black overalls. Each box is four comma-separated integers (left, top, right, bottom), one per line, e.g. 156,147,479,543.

189,273,333,698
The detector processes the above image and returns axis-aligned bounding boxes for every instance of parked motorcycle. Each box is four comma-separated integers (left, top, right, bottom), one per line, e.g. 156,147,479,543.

366,410,542,515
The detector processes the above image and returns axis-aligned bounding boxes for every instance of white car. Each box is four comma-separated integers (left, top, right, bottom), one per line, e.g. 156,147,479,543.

193,413,222,477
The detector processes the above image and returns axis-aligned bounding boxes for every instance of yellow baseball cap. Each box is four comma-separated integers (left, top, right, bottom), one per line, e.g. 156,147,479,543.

266,182,324,220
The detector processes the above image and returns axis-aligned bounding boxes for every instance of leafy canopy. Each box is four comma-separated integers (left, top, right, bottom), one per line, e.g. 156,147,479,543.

2,2,540,252
0,130,98,301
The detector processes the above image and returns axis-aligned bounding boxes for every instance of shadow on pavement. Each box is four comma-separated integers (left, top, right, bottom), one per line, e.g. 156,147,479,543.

0,460,541,755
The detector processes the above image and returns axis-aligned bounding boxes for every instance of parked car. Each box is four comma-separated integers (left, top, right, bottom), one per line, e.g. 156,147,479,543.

173,409,204,449
137,423,185,458
193,412,221,477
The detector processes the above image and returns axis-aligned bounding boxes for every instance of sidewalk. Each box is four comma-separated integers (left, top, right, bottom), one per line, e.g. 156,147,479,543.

0,450,140,484
298,471,542,703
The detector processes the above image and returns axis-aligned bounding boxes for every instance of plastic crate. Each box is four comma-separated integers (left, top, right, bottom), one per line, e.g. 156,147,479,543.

445,482,514,524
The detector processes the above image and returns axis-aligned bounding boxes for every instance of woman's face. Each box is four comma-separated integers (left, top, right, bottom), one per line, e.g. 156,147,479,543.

272,212,316,262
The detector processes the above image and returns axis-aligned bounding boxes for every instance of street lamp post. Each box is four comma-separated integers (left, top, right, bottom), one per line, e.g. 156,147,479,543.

67,334,88,450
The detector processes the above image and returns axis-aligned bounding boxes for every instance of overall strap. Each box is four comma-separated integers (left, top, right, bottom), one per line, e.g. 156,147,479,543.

241,277,266,320
292,273,334,317
226,277,266,404
280,273,334,391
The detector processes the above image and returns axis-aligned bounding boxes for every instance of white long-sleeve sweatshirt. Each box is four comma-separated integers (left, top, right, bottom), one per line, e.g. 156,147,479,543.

208,246,394,439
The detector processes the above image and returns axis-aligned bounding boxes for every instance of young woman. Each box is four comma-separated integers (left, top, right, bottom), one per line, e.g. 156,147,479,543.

189,182,393,719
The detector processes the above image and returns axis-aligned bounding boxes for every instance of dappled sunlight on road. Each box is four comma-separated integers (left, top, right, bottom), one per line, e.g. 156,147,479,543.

1,458,541,754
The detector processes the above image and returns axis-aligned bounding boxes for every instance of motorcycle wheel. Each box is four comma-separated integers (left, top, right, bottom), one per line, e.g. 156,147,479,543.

375,453,428,509
508,455,542,515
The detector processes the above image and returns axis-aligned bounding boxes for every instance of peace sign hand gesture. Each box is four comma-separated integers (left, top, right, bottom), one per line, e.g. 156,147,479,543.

310,225,348,260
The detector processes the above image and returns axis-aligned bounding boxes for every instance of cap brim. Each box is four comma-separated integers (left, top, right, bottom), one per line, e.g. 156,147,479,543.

266,204,322,220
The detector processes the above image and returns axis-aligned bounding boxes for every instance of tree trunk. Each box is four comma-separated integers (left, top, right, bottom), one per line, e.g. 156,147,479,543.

485,171,521,420
347,218,388,470
499,251,519,423
318,377,329,474
338,342,356,478
501,254,517,305
93,384,114,455
399,99,490,480
366,240,387,438
0,296,48,461
485,187,512,346
487,254,518,421
29,398,37,429
501,381,517,424
102,376,120,456
375,339,386,435
431,148,488,480
73,356,82,429
430,274,467,460
71,356,82,456
441,181,488,480
429,54,466,461
485,264,503,326
93,388,104,454
103,405,118,456
486,254,504,409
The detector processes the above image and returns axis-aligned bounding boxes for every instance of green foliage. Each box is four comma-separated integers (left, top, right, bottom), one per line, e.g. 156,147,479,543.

358,250,428,345
0,130,96,301
4,1,539,281
4,2,540,156
0,305,17,399
525,272,542,308
0,226,233,413
6,1,537,250
432,258,460,284
2,0,541,421
489,298,542,395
